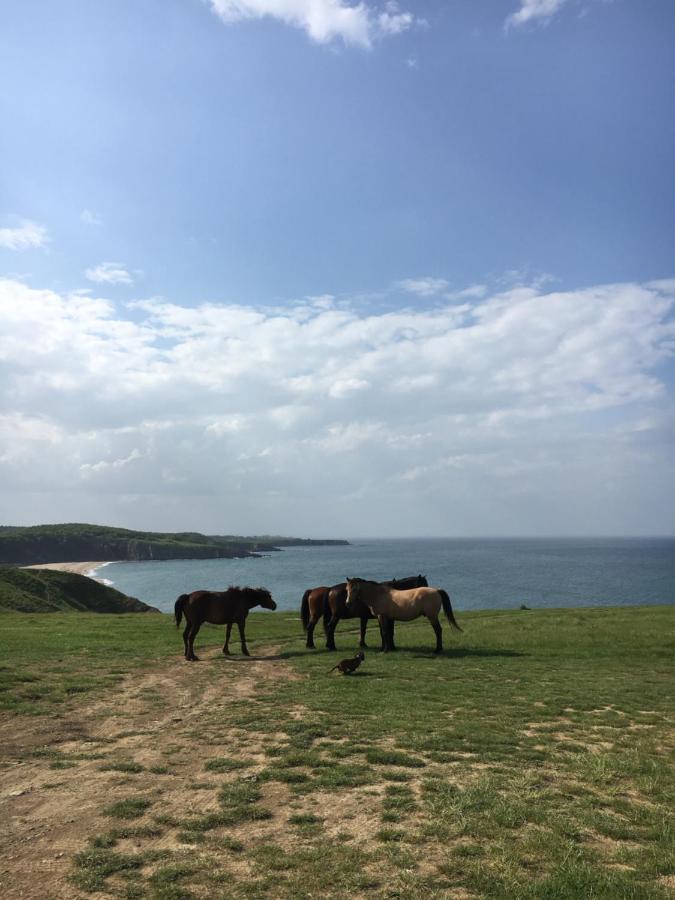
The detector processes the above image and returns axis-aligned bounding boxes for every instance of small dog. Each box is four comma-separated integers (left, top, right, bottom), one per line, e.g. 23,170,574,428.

328,650,365,675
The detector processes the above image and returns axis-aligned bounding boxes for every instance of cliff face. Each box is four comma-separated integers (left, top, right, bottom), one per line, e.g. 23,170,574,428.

0,566,159,613
0,536,258,565
0,524,349,566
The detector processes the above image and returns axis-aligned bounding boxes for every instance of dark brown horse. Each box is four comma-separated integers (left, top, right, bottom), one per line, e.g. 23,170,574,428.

300,585,331,649
175,586,276,661
325,575,428,651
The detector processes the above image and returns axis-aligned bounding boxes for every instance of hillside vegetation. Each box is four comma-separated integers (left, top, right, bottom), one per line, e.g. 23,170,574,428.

0,565,158,613
0,523,348,565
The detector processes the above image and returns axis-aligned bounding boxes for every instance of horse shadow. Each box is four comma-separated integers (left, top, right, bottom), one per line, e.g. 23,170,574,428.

408,647,526,659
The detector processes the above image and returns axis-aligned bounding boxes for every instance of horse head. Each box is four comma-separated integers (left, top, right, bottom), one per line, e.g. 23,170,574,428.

255,588,277,611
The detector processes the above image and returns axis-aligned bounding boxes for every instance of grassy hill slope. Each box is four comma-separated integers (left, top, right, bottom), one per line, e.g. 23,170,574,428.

0,566,158,613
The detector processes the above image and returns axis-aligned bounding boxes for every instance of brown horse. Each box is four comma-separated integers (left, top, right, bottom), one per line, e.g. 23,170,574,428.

345,578,461,654
175,586,277,661
325,575,428,651
300,585,331,649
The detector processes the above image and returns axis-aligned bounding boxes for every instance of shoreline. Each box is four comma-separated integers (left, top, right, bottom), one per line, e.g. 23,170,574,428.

22,561,113,578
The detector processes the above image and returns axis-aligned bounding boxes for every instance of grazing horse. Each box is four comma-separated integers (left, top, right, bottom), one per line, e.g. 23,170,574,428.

300,585,331,649
174,586,277,661
345,578,461,654
325,575,428,651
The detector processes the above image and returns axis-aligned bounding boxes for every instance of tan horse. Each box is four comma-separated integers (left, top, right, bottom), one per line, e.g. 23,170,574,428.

345,578,461,654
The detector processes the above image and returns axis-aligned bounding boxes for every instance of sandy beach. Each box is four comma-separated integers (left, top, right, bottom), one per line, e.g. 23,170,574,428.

22,561,110,577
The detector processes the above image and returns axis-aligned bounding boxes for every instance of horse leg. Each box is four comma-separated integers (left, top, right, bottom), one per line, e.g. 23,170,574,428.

326,615,339,651
187,622,201,661
223,622,233,655
306,614,317,650
237,620,250,656
430,616,443,654
378,614,392,653
359,616,369,649
378,617,387,651
385,619,396,652
182,624,191,659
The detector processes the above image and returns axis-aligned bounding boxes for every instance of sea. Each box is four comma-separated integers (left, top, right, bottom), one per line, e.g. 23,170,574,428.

91,538,675,615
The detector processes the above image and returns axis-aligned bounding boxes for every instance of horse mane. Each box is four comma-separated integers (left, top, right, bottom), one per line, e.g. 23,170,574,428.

226,585,271,603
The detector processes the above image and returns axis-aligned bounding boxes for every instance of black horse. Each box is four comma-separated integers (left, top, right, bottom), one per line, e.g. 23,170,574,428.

174,586,276,661
324,575,428,651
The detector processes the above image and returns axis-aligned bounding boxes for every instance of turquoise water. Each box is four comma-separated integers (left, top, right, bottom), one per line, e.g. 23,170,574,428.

95,538,675,614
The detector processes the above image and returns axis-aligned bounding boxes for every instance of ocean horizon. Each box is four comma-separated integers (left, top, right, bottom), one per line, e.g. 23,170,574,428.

92,536,675,615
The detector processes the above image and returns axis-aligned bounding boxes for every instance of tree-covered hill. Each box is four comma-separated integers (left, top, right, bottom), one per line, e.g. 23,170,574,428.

0,523,348,565
0,566,158,613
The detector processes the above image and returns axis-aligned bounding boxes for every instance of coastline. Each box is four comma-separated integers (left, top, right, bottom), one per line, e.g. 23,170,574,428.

22,561,113,578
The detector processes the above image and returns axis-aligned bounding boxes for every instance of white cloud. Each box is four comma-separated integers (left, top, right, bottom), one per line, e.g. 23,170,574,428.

207,0,419,48
328,377,370,398
506,0,574,28
396,276,449,297
452,283,487,300
1,276,674,535
80,448,144,477
378,1,413,35
85,262,134,285
80,209,103,226
0,219,49,251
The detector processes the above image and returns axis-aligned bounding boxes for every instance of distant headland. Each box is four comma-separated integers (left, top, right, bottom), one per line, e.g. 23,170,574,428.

0,523,349,566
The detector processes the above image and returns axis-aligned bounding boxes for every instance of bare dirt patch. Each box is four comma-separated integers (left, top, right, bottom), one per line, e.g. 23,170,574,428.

0,646,298,899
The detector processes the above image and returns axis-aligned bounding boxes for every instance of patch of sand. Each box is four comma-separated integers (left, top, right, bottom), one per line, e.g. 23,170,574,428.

22,561,111,577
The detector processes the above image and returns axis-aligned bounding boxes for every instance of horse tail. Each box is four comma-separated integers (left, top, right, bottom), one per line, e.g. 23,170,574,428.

439,589,462,631
174,594,189,628
300,590,311,632
321,588,332,634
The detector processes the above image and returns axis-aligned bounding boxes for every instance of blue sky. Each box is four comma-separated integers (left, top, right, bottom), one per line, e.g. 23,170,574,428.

1,0,674,536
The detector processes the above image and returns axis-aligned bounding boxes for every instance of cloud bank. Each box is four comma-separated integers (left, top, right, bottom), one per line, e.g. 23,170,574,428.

1,276,674,535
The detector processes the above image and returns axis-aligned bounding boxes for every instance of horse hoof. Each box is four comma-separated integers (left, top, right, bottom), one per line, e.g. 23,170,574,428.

242,650,251,657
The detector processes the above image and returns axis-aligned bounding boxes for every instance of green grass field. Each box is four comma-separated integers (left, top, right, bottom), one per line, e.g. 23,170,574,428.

1,605,673,898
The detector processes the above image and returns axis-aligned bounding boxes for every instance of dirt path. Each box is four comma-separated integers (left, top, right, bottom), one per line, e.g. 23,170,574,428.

0,647,298,899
